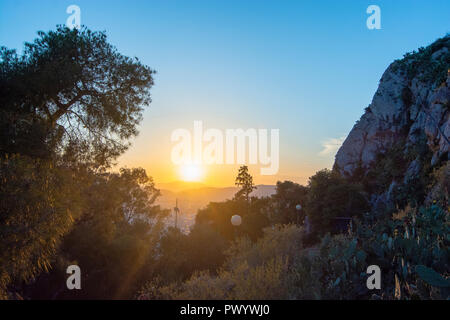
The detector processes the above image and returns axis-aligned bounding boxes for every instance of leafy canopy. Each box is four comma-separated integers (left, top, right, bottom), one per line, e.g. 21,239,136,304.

0,25,155,167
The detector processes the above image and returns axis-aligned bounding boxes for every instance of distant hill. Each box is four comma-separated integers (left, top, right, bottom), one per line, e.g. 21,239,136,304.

157,181,207,193
155,182,276,215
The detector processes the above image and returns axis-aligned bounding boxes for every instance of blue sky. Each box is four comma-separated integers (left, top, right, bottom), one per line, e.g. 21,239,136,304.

1,0,449,186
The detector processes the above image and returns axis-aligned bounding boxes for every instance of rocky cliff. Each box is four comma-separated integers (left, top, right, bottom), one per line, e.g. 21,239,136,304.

335,35,449,210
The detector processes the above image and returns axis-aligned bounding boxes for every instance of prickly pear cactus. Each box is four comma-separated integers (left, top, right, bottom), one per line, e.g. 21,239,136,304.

415,265,450,288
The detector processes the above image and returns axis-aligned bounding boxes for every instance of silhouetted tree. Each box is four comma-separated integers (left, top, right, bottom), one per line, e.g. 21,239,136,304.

305,169,369,236
0,25,155,297
270,180,309,224
234,165,256,203
0,25,155,167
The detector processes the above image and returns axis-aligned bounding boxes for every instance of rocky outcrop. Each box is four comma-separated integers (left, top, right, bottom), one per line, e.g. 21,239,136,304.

334,35,449,211
335,36,449,179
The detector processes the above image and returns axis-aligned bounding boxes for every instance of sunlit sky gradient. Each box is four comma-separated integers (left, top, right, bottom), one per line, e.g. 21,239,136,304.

1,0,449,187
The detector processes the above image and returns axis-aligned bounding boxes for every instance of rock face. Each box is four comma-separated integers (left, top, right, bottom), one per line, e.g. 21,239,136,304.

334,35,449,212
335,36,449,180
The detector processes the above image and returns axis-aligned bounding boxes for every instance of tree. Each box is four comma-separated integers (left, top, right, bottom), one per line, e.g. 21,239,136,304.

195,199,246,240
0,154,82,298
0,25,155,167
0,26,155,297
234,165,256,203
155,224,226,284
305,169,369,236
270,181,309,225
24,168,166,299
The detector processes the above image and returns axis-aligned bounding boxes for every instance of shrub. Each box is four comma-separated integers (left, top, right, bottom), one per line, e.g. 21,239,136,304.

302,204,449,299
140,225,303,299
306,169,369,236
141,204,449,300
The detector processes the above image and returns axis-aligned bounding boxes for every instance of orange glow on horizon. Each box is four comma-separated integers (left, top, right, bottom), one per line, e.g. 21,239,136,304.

178,164,205,182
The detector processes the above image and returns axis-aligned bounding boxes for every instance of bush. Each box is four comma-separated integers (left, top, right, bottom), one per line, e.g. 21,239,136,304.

155,224,227,284
0,154,80,298
140,224,303,299
306,169,369,236
141,204,449,300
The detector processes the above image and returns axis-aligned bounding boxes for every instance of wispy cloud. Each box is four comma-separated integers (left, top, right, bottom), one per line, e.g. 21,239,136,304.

319,136,345,156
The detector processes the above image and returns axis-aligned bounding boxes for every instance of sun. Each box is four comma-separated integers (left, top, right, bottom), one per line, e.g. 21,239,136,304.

179,164,204,182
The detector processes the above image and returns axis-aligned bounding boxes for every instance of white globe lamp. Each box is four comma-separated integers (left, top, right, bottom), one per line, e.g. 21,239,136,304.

231,215,242,226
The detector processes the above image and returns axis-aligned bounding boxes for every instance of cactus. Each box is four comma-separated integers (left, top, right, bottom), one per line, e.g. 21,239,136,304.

301,204,448,299
415,265,450,288
356,250,366,263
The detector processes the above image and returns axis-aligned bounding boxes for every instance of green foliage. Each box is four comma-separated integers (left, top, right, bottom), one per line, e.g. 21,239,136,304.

0,25,155,167
196,198,247,240
0,154,81,298
308,204,449,299
415,265,450,288
426,163,449,206
195,196,272,241
0,25,155,298
363,131,435,209
234,165,256,202
150,257,292,300
25,167,166,299
269,181,309,225
391,34,450,87
145,203,449,300
140,225,303,300
295,234,370,299
364,142,408,194
225,224,303,270
1,28,448,301
306,169,369,235
195,179,308,243
155,224,227,284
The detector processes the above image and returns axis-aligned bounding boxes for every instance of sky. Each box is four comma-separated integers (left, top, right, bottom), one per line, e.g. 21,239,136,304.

1,0,449,187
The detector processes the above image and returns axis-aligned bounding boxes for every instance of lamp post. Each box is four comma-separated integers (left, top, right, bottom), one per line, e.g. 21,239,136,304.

231,214,242,238
295,204,302,225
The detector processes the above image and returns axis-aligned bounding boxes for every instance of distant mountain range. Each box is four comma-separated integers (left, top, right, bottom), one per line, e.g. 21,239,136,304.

155,181,276,215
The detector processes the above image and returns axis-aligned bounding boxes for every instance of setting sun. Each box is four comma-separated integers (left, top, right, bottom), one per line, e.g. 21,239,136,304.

179,164,204,182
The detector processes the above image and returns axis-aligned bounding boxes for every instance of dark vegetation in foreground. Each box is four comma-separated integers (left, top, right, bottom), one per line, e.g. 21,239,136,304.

0,27,448,300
